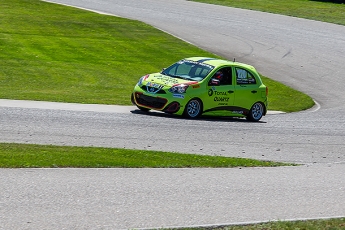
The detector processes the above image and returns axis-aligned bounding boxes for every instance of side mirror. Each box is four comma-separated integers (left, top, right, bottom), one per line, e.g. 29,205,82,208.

209,78,220,86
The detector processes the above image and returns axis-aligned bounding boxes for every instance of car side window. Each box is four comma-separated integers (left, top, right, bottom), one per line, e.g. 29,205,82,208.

236,68,256,85
209,67,232,86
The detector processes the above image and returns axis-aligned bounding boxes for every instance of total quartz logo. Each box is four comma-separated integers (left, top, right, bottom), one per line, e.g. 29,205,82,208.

208,89,214,96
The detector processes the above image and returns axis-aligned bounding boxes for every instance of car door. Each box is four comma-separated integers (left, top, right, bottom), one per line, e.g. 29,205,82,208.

204,67,235,112
233,67,261,109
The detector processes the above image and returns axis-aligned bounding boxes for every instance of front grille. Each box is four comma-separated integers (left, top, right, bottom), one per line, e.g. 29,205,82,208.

135,93,167,109
140,85,166,94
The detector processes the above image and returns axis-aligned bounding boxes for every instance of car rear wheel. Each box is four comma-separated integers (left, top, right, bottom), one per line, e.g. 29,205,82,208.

247,102,264,122
184,98,202,118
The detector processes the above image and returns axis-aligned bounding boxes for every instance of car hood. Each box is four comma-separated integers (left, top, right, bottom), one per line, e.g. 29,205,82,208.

143,73,198,87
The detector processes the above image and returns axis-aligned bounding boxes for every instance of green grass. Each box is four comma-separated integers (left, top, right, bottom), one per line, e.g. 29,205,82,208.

0,143,290,168
0,0,314,112
263,76,314,112
177,217,345,229
0,0,218,105
193,0,345,26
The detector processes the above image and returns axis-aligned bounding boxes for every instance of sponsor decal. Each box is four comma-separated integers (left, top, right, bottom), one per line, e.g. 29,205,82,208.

155,75,179,85
214,97,229,102
214,91,227,96
192,84,200,88
180,60,214,69
208,89,213,96
208,89,231,98
203,106,249,114
147,82,162,88
173,94,185,99
208,89,231,103
146,82,163,94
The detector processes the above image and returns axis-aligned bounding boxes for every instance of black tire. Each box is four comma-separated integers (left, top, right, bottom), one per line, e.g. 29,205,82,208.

183,98,203,118
246,102,264,122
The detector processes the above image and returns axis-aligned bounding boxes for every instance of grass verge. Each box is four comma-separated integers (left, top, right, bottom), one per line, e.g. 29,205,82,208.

0,143,291,168
0,0,314,112
192,0,345,26
262,76,314,112
178,217,345,229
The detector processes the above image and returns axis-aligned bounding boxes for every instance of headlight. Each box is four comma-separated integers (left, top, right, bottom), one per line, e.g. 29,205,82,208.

169,84,189,94
137,74,149,86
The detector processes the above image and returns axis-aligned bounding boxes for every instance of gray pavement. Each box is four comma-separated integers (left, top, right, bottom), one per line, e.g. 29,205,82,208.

1,165,345,230
1,0,345,229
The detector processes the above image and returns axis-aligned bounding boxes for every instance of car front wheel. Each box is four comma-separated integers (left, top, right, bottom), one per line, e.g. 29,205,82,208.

247,102,264,122
184,98,202,118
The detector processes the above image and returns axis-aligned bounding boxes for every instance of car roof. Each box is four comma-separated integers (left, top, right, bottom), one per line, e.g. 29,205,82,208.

185,57,257,71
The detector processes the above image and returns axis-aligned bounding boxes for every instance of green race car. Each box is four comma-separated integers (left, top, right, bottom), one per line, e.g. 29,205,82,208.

131,57,268,121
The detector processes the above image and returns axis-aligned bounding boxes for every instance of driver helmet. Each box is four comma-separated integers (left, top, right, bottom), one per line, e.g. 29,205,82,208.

215,71,223,80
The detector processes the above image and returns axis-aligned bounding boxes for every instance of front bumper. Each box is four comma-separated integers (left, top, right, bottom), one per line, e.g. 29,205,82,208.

132,92,183,114
134,92,167,110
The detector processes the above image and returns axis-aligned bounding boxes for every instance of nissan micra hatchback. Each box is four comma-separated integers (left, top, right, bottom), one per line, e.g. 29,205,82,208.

131,57,268,121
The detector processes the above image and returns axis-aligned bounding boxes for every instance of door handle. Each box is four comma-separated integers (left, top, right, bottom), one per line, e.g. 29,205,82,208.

251,90,257,93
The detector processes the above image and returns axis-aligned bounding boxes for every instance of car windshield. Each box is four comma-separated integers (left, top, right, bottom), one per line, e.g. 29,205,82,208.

161,60,214,81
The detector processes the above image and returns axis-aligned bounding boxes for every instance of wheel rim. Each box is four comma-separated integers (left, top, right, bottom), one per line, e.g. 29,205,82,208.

251,103,263,120
187,99,201,118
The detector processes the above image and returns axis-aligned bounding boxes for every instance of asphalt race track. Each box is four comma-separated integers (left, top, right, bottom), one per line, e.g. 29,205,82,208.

1,0,345,229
